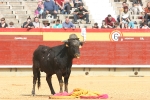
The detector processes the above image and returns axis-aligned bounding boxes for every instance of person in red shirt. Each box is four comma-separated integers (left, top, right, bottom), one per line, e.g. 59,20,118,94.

105,14,116,28
55,0,72,14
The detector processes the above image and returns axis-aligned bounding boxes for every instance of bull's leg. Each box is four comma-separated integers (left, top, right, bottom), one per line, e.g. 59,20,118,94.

46,74,55,95
32,67,38,96
64,69,71,92
56,71,63,93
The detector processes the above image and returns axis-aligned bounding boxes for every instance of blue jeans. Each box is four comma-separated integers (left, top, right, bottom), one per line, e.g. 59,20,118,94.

128,21,135,28
61,3,71,14
55,4,59,12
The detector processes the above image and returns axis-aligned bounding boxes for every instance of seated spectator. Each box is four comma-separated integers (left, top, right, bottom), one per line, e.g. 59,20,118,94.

93,23,99,29
144,2,150,23
8,22,15,28
0,17,8,28
120,6,134,29
142,22,149,29
73,3,89,24
73,0,82,8
42,20,50,28
114,22,120,29
42,0,57,19
53,19,62,28
62,17,75,29
132,0,144,15
139,18,148,28
54,0,63,14
101,20,107,28
105,14,116,28
33,17,40,28
35,0,44,18
117,2,128,22
61,0,72,14
22,17,34,28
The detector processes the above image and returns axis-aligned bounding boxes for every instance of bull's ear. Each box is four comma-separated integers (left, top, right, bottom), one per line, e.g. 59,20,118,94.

66,43,69,47
65,42,69,47
80,41,84,46
62,40,69,47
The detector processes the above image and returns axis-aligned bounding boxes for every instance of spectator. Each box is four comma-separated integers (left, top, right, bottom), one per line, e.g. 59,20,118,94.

8,22,15,28
62,17,75,29
101,20,107,28
0,17,8,28
132,0,144,15
53,19,62,28
117,2,128,22
142,22,149,29
93,23,99,29
35,0,44,18
144,2,150,23
42,20,50,28
120,6,134,29
73,3,89,24
105,14,116,28
33,17,40,28
42,0,57,19
61,0,72,14
139,18,147,28
22,17,34,28
54,0,63,13
73,0,82,8
114,22,120,29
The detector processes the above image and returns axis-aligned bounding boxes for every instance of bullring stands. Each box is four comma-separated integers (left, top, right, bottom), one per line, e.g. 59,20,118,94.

0,0,149,28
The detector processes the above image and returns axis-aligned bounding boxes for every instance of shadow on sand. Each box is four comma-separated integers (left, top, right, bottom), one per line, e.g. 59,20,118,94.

21,94,50,97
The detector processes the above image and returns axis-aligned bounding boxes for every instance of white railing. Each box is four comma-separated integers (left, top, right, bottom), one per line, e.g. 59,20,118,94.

0,65,150,68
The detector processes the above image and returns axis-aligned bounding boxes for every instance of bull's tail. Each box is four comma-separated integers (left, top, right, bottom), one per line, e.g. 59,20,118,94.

37,70,41,89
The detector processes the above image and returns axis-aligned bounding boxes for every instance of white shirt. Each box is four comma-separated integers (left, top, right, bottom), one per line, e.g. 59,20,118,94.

142,26,149,29
43,26,50,28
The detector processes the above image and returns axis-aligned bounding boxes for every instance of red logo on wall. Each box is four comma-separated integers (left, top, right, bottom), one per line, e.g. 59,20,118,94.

109,30,123,41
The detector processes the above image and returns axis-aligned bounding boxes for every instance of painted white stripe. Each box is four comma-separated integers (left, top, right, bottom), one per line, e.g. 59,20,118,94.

0,65,150,68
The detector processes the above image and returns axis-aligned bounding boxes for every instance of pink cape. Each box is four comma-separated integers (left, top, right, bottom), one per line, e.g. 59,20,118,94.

54,92,108,99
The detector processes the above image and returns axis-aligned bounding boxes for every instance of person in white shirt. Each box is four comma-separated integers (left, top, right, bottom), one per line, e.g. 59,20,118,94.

33,17,40,28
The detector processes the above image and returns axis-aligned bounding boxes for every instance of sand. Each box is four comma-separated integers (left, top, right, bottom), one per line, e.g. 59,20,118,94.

0,75,150,100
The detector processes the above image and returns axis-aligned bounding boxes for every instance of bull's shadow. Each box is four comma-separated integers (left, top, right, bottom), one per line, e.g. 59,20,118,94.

21,94,50,97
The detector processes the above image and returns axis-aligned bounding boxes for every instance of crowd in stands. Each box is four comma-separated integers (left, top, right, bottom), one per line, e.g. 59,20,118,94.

102,0,150,29
1,0,150,29
0,0,91,28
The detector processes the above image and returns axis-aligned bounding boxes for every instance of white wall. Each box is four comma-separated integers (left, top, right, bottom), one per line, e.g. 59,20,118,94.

84,0,117,26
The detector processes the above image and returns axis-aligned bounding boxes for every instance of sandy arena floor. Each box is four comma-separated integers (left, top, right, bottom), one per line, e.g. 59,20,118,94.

0,75,150,100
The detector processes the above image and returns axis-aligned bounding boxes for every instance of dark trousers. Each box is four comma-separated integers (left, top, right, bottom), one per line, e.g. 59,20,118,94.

144,13,150,22
42,10,57,19
74,14,89,23
61,3,71,14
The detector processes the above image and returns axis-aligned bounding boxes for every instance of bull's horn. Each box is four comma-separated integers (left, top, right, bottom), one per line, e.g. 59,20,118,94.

61,40,68,42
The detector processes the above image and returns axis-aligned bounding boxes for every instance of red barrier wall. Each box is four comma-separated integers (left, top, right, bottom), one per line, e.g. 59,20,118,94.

0,28,150,65
0,41,150,65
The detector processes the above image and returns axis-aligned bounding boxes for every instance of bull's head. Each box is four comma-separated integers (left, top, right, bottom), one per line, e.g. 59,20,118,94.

63,34,84,58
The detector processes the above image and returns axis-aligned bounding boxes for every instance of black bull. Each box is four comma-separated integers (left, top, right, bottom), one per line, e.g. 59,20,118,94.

31,36,83,95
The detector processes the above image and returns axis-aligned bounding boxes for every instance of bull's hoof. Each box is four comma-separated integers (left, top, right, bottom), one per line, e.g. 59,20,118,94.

51,91,55,95
64,90,68,93
32,91,35,96
59,90,63,93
